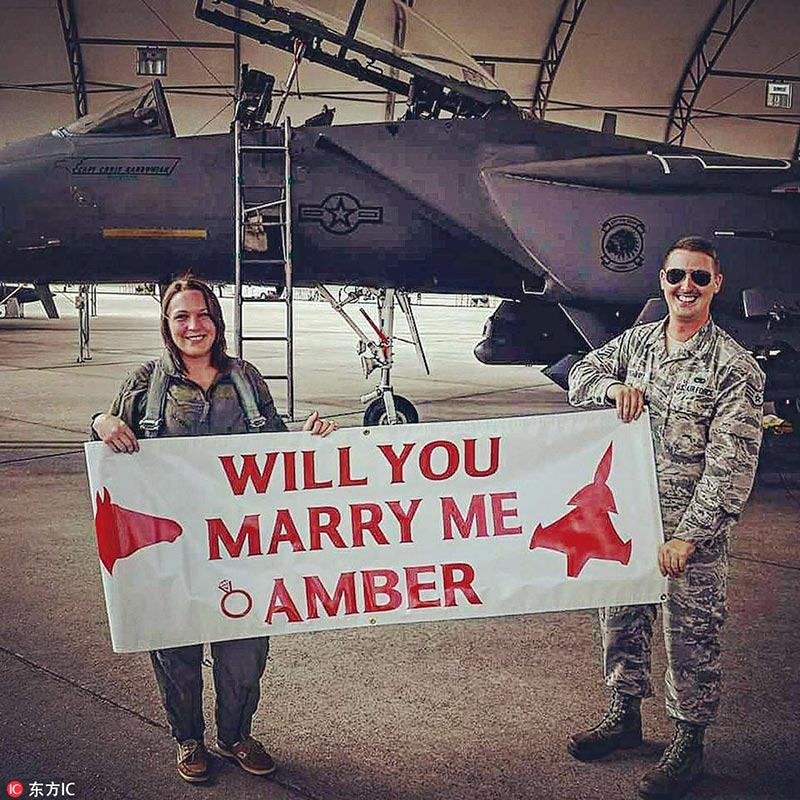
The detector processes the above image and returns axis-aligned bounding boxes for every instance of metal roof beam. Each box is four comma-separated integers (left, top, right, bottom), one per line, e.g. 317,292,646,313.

530,0,588,120
338,0,368,60
384,0,412,121
56,0,88,118
79,37,235,49
664,0,758,146
473,55,545,65
710,68,799,82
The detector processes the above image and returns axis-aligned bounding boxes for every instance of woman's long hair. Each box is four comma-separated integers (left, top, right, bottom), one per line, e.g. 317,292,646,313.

160,277,229,371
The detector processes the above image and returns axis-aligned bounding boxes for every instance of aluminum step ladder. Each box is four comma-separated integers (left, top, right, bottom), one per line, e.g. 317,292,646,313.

233,116,295,421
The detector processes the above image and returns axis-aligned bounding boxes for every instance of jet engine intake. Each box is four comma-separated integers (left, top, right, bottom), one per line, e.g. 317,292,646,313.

474,299,589,367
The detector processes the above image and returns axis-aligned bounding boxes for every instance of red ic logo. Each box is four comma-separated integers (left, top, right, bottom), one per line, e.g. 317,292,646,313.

7,782,24,798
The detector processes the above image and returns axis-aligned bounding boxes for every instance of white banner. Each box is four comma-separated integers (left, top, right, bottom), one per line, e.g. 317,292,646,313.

84,409,666,653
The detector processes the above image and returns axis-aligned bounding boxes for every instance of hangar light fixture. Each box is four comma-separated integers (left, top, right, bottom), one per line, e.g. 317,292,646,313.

765,81,792,109
136,47,167,77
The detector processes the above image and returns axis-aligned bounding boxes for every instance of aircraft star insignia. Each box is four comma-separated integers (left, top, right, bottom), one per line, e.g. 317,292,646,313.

299,192,384,236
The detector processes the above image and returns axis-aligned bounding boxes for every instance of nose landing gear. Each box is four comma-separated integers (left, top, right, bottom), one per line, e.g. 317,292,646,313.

316,285,427,426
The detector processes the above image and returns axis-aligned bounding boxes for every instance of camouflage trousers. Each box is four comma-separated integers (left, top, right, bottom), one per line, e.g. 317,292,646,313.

599,536,730,725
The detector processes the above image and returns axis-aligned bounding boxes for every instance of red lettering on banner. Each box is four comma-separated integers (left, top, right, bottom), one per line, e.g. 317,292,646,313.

386,499,421,543
263,563,483,626
339,447,368,486
377,443,415,483
441,495,489,539
491,492,522,535
220,438,500,497
404,565,441,609
265,578,303,623
267,509,306,554
302,450,333,489
308,506,347,550
207,515,262,559
283,451,297,491
378,438,501,484
442,563,481,606
304,573,358,618
351,503,388,547
441,493,521,539
419,440,460,481
464,437,500,478
220,448,371,495
205,500,419,558
362,569,403,611
219,453,278,495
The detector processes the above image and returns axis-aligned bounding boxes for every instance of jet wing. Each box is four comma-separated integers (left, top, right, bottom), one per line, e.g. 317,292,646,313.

481,152,800,309
484,152,798,194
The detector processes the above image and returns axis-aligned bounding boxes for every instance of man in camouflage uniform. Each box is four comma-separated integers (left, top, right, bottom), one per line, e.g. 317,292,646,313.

566,236,764,799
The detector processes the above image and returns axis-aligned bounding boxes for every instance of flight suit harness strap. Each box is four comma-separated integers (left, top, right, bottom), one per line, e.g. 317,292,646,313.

140,360,168,438
140,359,267,437
228,363,267,431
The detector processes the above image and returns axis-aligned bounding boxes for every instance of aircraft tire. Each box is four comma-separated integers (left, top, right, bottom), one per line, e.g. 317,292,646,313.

363,395,418,426
775,397,800,427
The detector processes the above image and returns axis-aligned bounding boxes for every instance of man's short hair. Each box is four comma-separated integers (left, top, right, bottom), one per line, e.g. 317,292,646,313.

663,236,720,272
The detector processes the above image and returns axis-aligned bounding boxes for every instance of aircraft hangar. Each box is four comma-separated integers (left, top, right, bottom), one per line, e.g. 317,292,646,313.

1,2,798,799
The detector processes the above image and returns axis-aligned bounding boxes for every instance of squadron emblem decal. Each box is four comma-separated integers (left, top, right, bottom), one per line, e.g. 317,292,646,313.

600,215,646,272
299,192,383,236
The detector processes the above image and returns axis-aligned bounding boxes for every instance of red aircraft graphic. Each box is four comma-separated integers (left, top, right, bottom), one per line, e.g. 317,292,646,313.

529,443,632,578
93,487,183,575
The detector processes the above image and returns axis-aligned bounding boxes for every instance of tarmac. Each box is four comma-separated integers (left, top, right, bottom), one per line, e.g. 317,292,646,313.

1,291,798,800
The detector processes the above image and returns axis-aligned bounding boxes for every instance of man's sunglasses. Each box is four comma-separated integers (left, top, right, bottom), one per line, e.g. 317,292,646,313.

664,268,714,287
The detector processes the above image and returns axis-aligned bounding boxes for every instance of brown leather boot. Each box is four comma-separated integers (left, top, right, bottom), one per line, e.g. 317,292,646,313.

215,737,276,776
568,691,643,761
176,739,209,783
639,721,704,799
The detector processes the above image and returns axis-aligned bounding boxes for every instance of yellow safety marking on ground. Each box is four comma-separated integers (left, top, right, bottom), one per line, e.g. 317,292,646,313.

102,228,208,239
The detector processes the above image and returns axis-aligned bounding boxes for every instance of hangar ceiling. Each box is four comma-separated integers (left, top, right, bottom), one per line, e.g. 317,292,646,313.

1,0,798,159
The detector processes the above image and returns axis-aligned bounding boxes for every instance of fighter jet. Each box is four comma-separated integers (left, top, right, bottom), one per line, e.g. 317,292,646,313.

1,0,799,426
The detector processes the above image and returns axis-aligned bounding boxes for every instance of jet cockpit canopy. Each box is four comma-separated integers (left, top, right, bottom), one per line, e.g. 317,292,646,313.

57,80,176,138
195,0,516,119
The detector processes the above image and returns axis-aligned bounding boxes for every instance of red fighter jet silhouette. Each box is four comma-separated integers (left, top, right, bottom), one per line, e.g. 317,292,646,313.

529,443,632,578
94,487,183,575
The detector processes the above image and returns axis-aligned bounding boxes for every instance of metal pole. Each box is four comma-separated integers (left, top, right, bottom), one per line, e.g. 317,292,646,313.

233,4,241,93
283,116,295,421
233,119,243,358
272,42,306,126
76,284,91,362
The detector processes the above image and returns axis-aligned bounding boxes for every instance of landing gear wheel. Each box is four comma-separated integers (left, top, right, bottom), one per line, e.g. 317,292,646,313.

363,395,419,426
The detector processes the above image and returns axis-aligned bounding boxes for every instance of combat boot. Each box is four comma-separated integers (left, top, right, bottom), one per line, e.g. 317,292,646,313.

567,691,643,761
639,721,705,799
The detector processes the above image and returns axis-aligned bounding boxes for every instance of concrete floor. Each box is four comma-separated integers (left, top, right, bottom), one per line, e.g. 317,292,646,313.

1,292,798,800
